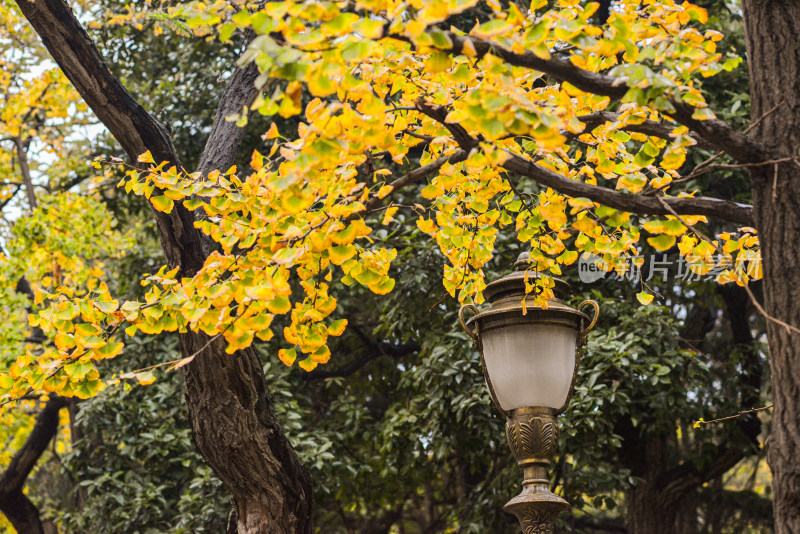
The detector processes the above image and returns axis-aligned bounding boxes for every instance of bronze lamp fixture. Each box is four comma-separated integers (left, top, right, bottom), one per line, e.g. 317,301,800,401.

459,252,598,533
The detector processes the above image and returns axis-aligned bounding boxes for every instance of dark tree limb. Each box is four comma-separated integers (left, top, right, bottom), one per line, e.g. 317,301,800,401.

13,136,37,210
15,0,206,276
500,152,754,225
412,100,754,225
573,111,716,151
414,98,479,151
362,149,469,215
0,397,67,534
405,31,770,164
195,35,260,177
657,446,752,510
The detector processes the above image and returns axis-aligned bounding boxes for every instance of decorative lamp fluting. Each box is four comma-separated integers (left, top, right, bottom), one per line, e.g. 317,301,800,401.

459,252,598,534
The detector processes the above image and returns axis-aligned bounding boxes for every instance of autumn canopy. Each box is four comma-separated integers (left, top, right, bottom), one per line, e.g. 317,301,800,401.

0,0,762,402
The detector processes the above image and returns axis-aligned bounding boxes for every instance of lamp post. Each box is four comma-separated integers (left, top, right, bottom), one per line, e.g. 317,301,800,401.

459,252,598,534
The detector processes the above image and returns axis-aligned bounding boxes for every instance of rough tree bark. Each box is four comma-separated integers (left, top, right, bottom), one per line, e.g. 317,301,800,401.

0,397,67,534
741,2,800,532
13,0,312,532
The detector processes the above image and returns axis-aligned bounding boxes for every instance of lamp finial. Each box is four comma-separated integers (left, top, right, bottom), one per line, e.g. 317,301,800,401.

514,252,531,271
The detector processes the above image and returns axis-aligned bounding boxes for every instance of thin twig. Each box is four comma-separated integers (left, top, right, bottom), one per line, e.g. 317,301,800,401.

703,156,796,169
742,283,800,336
743,99,785,135
695,404,774,427
655,194,716,245
645,100,786,196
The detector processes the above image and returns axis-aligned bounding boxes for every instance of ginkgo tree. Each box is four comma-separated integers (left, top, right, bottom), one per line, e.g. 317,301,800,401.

6,0,800,532
0,0,91,211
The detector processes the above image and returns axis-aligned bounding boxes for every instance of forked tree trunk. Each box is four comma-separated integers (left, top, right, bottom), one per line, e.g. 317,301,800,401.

742,1,800,532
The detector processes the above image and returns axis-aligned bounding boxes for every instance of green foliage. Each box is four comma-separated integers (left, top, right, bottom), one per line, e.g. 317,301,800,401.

57,336,228,534
563,294,710,511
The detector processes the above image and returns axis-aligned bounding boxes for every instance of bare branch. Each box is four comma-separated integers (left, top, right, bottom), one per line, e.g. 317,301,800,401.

12,137,36,210
743,283,800,336
695,404,773,427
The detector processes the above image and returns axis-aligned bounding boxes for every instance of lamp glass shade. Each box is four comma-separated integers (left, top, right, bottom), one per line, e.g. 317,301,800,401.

481,323,578,411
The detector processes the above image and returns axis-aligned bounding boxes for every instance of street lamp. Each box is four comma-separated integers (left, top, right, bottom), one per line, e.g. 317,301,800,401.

459,252,598,533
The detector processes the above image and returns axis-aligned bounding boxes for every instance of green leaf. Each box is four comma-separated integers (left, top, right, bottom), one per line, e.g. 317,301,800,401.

637,292,654,305
341,40,372,62
647,234,676,251
231,10,250,26
151,195,174,214
691,108,715,121
94,300,119,313
429,30,453,49
0,375,14,390
634,147,656,167
219,23,236,43
267,296,292,314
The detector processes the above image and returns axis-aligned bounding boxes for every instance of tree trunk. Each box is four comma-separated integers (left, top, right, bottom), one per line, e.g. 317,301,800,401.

621,429,680,534
621,282,762,534
182,336,312,534
0,397,66,534
626,488,677,534
742,2,800,532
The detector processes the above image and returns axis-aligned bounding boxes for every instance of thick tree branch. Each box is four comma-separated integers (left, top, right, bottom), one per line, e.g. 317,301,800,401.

501,152,753,225
416,31,769,164
362,149,469,214
13,137,37,210
574,111,716,151
658,446,750,510
196,34,260,177
15,0,206,275
0,397,67,534
414,98,479,150
412,100,754,225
